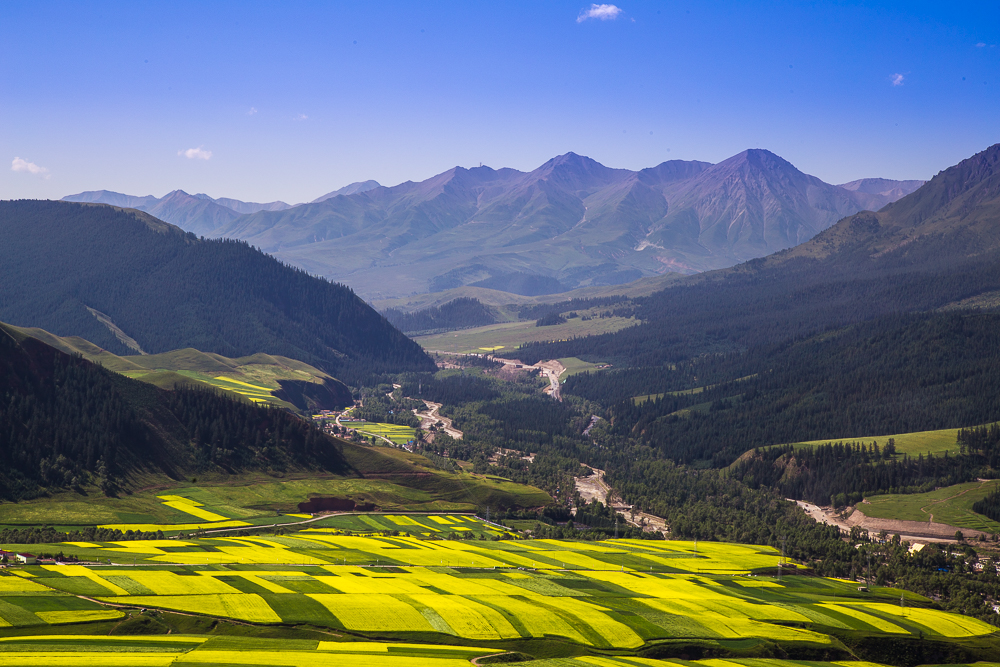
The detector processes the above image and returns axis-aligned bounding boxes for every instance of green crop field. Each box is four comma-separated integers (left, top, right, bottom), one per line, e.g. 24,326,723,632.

413,316,637,354
342,422,417,445
0,533,997,663
860,479,1000,533
305,513,512,538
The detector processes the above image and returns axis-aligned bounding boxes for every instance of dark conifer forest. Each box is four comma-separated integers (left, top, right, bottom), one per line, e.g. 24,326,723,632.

0,322,350,500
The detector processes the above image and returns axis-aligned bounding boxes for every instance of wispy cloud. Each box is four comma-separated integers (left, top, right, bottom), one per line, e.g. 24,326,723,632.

577,4,622,22
891,73,904,86
11,157,50,178
977,42,986,48
295,113,308,121
178,146,212,160
247,107,258,115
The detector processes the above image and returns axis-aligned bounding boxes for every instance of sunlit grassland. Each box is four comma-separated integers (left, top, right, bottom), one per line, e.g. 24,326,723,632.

557,357,608,376
790,426,965,457
413,316,638,354
0,456,549,530
860,479,1000,532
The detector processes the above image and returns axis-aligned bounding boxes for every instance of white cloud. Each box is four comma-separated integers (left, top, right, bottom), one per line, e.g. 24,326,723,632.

891,73,904,86
295,113,308,121
577,4,622,22
11,157,50,178
247,107,258,115
178,146,212,160
977,42,986,47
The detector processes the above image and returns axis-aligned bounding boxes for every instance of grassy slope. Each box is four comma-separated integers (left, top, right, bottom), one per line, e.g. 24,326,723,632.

789,426,964,457
0,442,550,526
6,323,345,409
414,316,637,354
861,480,1000,533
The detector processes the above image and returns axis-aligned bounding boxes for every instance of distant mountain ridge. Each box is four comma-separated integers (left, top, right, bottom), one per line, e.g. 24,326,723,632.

311,180,382,203
62,189,294,236
510,143,1000,370
62,153,923,298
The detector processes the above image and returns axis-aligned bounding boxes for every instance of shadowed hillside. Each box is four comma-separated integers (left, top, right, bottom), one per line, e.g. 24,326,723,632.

0,200,434,384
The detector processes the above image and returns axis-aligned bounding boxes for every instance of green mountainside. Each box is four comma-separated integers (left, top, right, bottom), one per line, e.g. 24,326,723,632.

0,200,434,384
4,323,353,410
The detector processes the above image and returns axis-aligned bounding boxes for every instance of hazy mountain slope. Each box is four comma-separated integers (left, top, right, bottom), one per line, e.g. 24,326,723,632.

141,190,243,236
61,189,160,209
206,151,917,298
0,201,434,382
509,143,1000,368
62,189,291,236
643,150,868,264
838,177,925,210
196,193,292,214
311,179,381,203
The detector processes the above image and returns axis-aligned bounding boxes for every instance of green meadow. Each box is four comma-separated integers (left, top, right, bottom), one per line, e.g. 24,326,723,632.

861,480,1000,533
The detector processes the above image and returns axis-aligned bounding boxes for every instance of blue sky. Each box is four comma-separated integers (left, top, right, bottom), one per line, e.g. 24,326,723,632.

2,1,997,203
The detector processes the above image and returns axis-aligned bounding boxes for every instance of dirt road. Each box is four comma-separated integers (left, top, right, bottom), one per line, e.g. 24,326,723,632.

425,350,566,402
412,400,463,440
574,466,669,534
792,499,968,544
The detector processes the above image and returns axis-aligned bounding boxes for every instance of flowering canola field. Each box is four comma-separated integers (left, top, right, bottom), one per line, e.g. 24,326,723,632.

0,533,994,653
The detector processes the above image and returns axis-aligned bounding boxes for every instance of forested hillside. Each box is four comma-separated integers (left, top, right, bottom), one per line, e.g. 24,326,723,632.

570,312,1000,466
382,297,498,334
0,201,433,383
0,322,347,500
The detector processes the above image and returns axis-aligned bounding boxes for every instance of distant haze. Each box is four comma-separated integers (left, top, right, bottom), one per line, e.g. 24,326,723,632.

65,149,924,298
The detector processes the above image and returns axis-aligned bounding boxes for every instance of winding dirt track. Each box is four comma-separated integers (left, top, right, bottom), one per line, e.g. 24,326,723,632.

412,400,463,440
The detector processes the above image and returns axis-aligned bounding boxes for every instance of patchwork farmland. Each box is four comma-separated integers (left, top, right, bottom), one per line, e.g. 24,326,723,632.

0,529,997,664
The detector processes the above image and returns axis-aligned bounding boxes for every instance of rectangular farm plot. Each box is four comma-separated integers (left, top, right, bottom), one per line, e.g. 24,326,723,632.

158,495,230,522
100,594,282,623
307,593,435,632
475,594,589,644
0,575,60,594
408,594,521,640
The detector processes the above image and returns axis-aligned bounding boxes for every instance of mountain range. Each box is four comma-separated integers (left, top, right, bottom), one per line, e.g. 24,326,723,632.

63,151,922,299
512,143,1000,369
61,181,382,237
